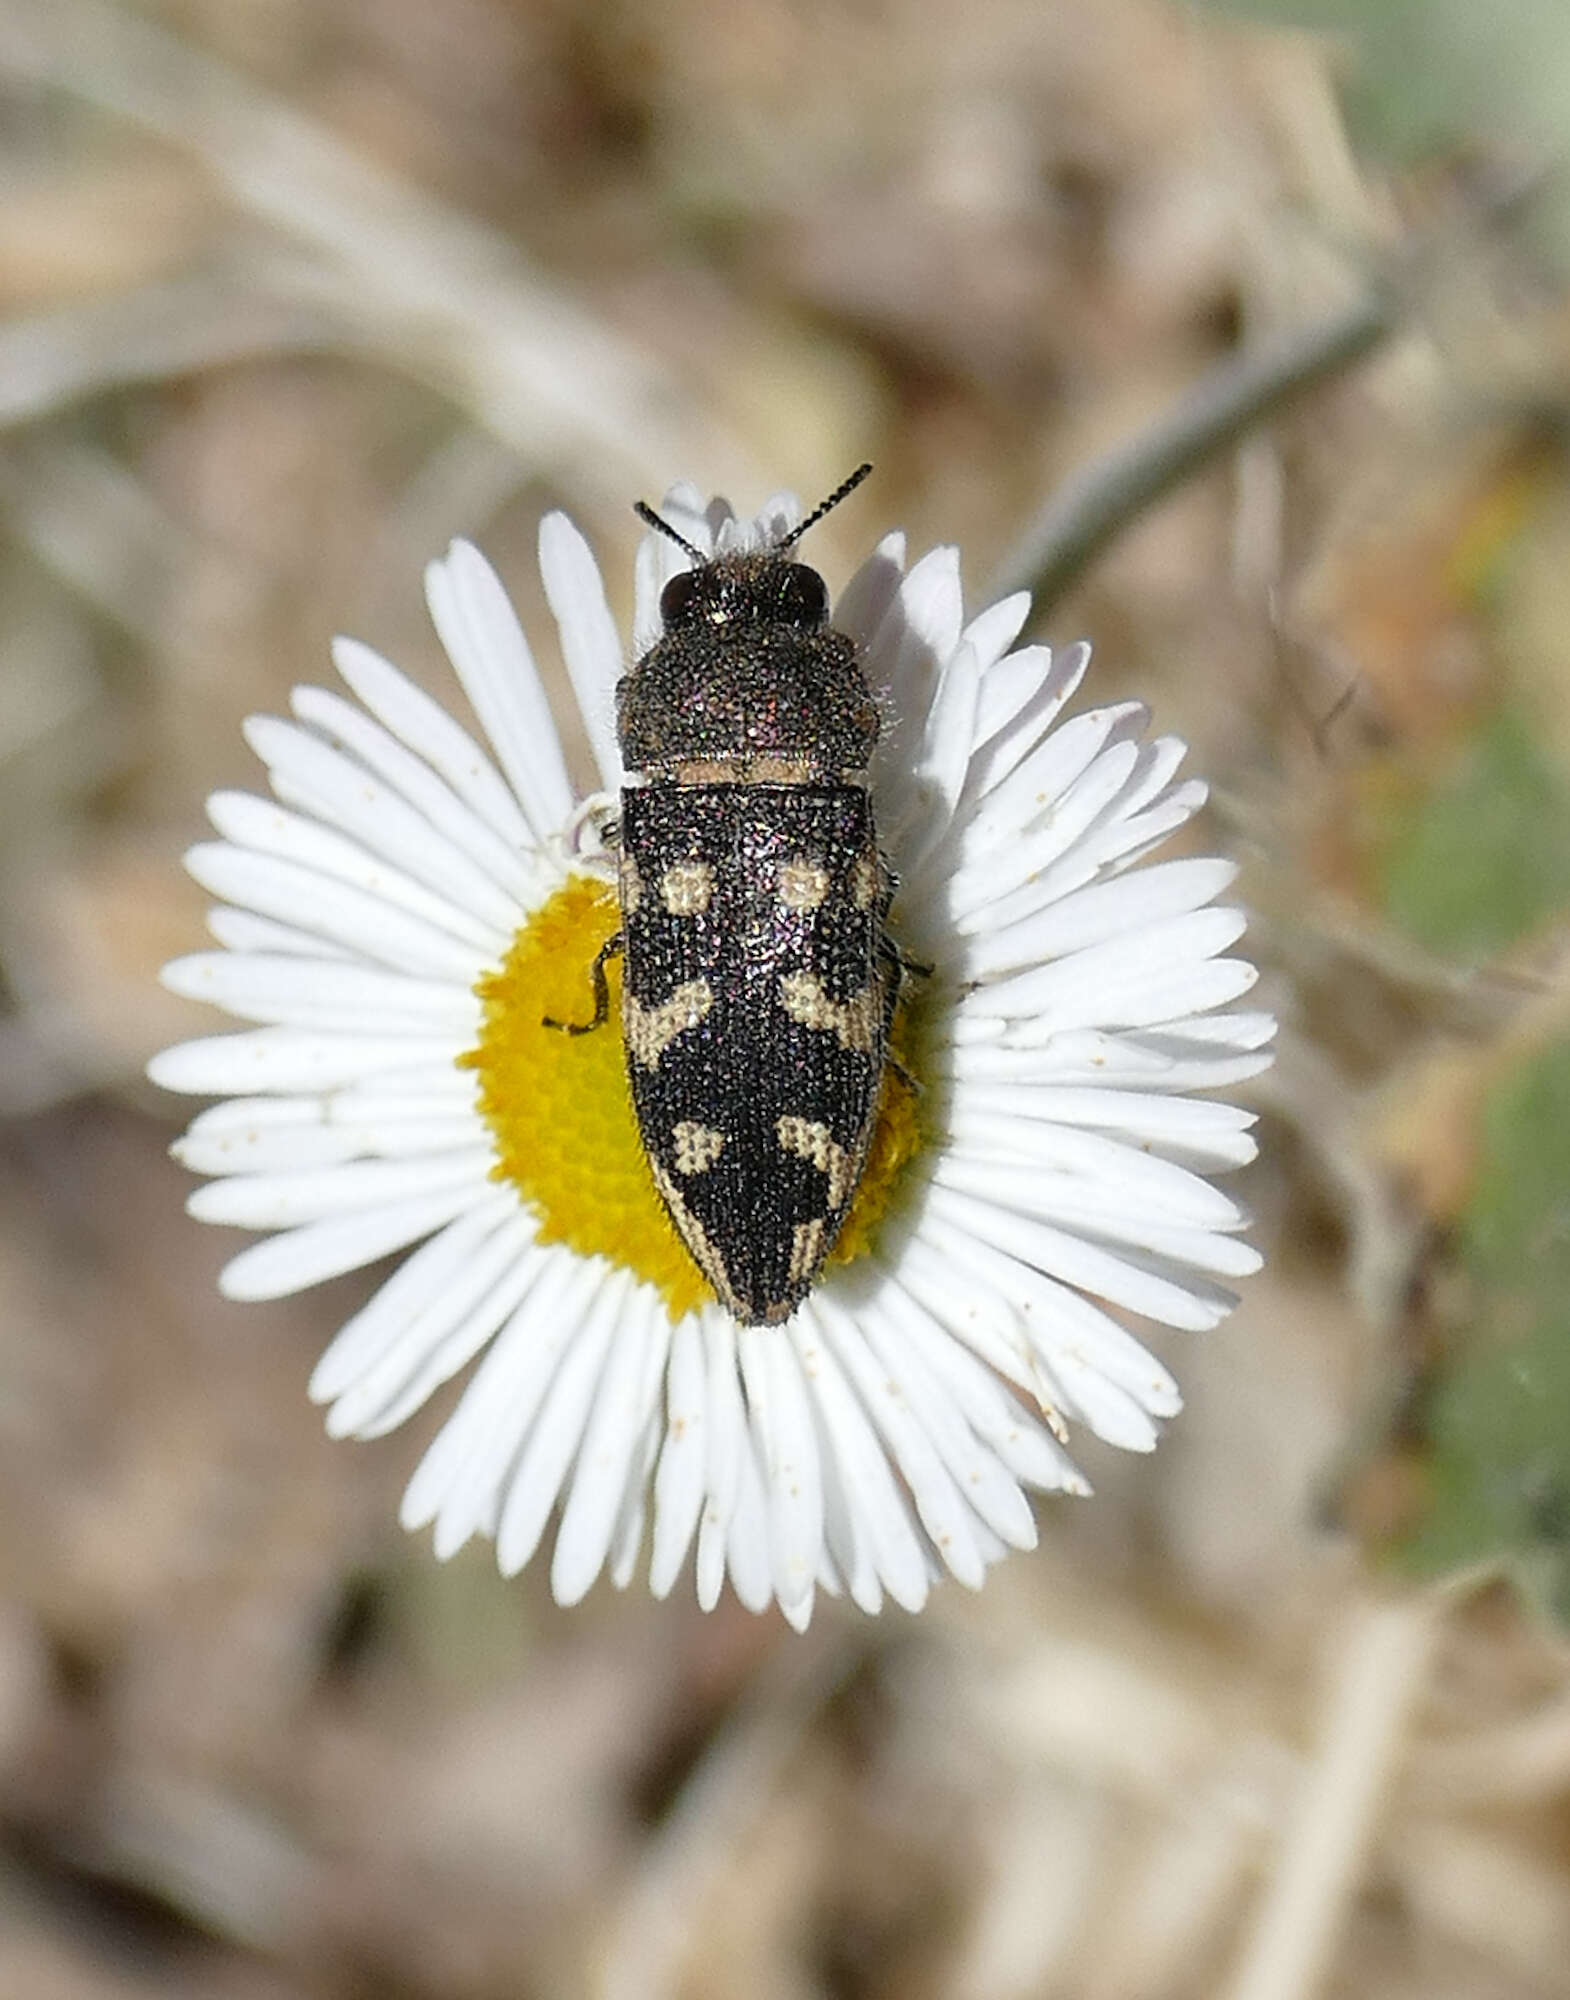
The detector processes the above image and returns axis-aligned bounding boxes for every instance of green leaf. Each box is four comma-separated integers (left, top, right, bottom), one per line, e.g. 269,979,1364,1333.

1195,0,1570,264
1380,708,1570,960
1464,1036,1570,1288
1401,1038,1570,1623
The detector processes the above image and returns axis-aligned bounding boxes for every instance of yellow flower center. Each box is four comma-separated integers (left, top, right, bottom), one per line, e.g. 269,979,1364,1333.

462,875,925,1321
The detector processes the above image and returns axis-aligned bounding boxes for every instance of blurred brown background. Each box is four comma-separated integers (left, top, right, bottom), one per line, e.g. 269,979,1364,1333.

4,0,1570,1995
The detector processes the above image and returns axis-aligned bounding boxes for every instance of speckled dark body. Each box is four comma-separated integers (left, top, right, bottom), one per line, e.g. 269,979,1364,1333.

613,541,897,1325
619,784,895,1323
617,553,880,775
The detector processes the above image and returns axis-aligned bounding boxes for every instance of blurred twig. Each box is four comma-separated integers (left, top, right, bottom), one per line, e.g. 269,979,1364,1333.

597,1628,876,2000
1221,1590,1442,2000
992,294,1393,614
993,169,1554,619
0,435,264,654
0,267,339,431
0,0,758,507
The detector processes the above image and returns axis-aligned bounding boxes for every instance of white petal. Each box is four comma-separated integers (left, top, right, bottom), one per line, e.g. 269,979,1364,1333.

943,748,1148,941
877,1231,1042,1399
610,1410,662,1589
914,637,983,824
1080,744,1200,874
795,1306,930,1612
330,635,533,849
939,1111,1248,1230
958,857,1238,970
553,1287,669,1603
813,1292,988,1589
752,489,801,543
1102,731,1191,824
795,1320,882,1614
858,1288,1039,1547
180,1094,323,1137
187,842,490,985
814,1539,847,1603
649,1314,708,1598
1048,1371,1161,1451
971,756,1205,931
297,676,542,903
206,789,506,955
925,1181,1232,1334
970,908,1252,1034
174,1106,484,1176
217,1179,491,1301
944,1021,1274,1092
633,484,711,649
955,703,1145,869
1079,777,1210,876
740,1327,823,1618
1010,1270,1182,1416
873,547,965,833
696,1312,745,1611
206,906,352,959
243,714,525,935
148,1027,465,1097
957,1085,1258,1169
656,481,716,547
633,535,671,654
968,640,1091,795
884,545,964,719
1153,1009,1277,1049
883,1278,1085,1494
538,511,626,789
834,531,906,652
309,1190,522,1402
932,1155,1259,1279
960,591,1032,671
327,1076,479,1122
917,1211,1177,1442
402,1254,599,1550
496,1265,630,1576
424,540,574,838
161,953,480,1035
779,1588,815,1634
1112,1042,1275,1092
723,1430,775,1614
201,791,505,953
188,1145,493,1229
329,1217,548,1439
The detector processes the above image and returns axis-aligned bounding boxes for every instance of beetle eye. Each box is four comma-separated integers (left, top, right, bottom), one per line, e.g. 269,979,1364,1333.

778,563,828,627
659,569,699,626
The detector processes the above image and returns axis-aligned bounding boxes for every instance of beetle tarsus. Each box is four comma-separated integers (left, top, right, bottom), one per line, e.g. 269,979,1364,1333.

543,932,624,1034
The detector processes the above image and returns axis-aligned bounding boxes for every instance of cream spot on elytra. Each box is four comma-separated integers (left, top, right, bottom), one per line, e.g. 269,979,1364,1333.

777,855,830,912
671,1120,726,1174
625,980,712,1067
660,860,714,916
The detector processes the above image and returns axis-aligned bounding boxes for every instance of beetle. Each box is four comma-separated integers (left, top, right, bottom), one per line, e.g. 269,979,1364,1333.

547,464,908,1325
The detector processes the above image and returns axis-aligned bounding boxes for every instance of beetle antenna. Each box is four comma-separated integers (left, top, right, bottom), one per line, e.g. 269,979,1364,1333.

633,500,707,563
779,462,873,549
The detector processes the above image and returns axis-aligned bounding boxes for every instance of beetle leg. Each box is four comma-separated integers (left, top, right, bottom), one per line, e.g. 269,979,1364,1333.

880,936,933,980
543,931,624,1034
889,1054,922,1095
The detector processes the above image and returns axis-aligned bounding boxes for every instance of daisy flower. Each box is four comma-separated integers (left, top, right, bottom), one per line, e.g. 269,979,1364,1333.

149,481,1273,1628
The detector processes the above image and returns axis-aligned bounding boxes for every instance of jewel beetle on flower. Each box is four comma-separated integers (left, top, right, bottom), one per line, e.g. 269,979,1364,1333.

149,477,1274,1626
547,464,916,1325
